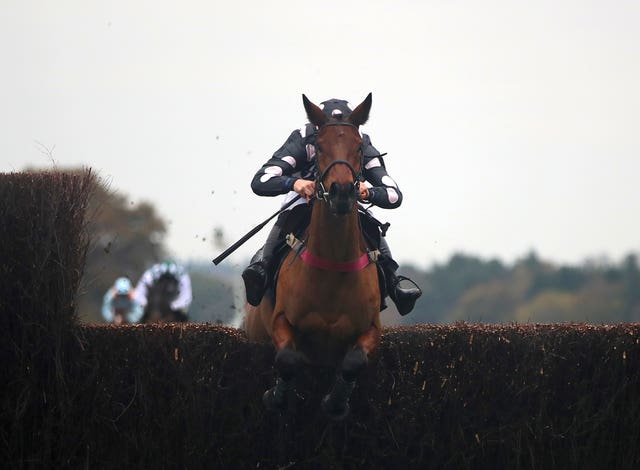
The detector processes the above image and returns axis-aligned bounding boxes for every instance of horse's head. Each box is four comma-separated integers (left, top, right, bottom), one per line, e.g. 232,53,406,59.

144,273,180,323
303,93,372,216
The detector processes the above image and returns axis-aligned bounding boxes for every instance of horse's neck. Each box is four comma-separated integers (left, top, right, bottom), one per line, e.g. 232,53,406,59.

307,204,364,260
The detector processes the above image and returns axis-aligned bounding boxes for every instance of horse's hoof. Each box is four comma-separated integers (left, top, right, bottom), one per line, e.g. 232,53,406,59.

321,395,350,421
262,387,285,411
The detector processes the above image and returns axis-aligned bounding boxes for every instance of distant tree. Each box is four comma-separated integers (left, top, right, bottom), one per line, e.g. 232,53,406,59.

515,278,625,324
404,251,640,325
514,291,579,323
449,266,533,323
527,259,587,298
576,278,626,323
404,253,507,325
77,180,168,322
622,254,640,321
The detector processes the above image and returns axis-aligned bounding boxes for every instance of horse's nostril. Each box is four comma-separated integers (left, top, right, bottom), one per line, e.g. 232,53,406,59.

329,182,338,197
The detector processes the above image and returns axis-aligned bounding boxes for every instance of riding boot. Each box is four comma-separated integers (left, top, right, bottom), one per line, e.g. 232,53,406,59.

379,238,422,316
242,223,282,306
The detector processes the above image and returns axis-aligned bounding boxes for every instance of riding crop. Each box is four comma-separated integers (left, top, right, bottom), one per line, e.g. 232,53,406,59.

212,194,302,265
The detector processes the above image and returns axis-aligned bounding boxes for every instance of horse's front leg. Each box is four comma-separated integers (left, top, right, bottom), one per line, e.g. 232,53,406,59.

263,312,305,411
322,324,381,420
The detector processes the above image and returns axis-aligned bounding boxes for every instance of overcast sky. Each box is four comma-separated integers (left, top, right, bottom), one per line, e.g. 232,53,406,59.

2,1,639,270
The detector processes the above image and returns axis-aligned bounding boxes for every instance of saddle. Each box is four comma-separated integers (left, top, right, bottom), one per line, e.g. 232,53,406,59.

267,204,390,308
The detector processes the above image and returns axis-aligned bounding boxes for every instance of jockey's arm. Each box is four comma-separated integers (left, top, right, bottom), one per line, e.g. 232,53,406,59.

360,134,403,209
250,128,311,197
170,273,193,313
132,270,153,307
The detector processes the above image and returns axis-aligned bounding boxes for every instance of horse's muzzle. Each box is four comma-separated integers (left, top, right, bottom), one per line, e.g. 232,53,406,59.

328,181,358,216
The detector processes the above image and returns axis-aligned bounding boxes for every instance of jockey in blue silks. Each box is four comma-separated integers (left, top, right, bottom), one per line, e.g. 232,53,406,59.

102,276,144,324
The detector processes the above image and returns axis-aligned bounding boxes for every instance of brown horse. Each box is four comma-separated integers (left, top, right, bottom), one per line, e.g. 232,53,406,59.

140,273,188,323
245,93,381,420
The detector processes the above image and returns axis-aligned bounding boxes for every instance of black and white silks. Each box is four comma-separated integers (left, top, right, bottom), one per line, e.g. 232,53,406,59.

250,123,402,210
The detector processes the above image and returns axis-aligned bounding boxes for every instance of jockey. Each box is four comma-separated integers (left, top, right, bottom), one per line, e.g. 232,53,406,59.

242,97,422,315
101,276,144,324
133,259,193,319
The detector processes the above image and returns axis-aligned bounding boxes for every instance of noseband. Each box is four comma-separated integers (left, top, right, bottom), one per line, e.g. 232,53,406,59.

314,122,363,202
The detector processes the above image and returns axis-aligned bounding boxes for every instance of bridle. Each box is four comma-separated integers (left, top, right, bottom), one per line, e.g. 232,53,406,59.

285,120,379,272
314,122,364,202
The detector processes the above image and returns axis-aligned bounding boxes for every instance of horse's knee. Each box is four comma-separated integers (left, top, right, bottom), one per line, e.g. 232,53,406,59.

275,348,303,381
340,347,368,382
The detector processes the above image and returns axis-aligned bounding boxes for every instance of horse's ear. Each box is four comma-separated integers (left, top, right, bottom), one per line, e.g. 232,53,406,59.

303,94,328,127
348,93,372,127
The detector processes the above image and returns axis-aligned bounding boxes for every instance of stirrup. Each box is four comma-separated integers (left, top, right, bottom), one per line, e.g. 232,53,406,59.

392,275,422,316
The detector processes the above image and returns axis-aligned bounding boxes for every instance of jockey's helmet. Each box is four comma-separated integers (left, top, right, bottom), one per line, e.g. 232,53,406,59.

319,99,352,120
114,277,132,295
156,259,182,278
162,258,177,270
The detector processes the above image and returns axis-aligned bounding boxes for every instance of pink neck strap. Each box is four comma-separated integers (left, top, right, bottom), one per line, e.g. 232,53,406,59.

300,250,371,272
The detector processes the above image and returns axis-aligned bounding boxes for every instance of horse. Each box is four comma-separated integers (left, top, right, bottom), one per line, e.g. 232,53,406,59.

140,273,188,323
245,93,381,420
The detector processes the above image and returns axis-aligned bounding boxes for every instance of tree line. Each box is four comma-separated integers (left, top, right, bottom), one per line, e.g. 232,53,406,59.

79,177,639,326
399,251,640,325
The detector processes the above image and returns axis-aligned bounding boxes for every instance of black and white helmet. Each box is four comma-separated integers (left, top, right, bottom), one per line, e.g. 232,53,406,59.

319,98,352,120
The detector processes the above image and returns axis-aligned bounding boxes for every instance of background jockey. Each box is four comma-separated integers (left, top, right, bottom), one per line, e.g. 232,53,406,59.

133,259,193,320
242,97,422,316
101,276,144,324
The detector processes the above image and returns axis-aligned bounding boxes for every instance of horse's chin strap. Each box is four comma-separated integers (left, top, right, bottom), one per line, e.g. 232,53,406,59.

285,233,379,272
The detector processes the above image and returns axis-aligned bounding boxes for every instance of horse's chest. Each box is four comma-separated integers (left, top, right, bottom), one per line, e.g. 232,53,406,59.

283,270,377,328
294,312,366,363
290,302,373,347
